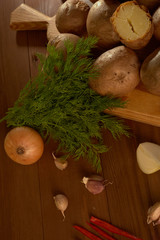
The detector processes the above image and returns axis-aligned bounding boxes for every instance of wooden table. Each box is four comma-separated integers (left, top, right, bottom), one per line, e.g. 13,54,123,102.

0,0,160,239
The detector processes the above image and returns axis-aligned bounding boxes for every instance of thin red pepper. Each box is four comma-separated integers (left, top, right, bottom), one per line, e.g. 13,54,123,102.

74,225,102,240
90,216,143,240
87,222,117,240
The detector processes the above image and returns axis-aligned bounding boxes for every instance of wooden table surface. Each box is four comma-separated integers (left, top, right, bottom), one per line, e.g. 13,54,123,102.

0,0,160,239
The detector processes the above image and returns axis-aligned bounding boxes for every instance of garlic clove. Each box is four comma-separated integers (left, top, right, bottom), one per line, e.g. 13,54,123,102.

53,194,68,221
87,179,105,195
52,152,68,170
147,202,160,226
54,159,68,170
82,175,106,195
136,142,160,174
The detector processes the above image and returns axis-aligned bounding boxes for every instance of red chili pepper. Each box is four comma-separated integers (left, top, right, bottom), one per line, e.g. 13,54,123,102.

90,216,143,240
87,222,117,240
73,225,102,240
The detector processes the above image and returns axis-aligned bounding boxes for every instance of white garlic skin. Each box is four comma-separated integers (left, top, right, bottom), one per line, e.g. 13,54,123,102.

54,159,68,170
52,152,68,170
53,194,68,220
147,202,160,226
136,142,160,174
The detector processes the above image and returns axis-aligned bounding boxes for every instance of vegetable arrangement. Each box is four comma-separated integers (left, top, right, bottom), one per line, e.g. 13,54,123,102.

2,0,160,238
1,37,129,171
48,1,160,237
6,0,160,169
52,0,160,97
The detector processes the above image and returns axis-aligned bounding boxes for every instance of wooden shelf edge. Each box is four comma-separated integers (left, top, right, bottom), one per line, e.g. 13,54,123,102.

105,88,160,127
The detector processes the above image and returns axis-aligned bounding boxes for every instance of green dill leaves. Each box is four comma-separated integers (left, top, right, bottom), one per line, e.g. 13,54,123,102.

1,36,129,171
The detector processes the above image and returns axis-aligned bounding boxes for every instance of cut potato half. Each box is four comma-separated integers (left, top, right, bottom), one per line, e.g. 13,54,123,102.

111,1,153,49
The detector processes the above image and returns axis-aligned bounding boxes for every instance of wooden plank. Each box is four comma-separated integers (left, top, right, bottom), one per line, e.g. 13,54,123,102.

105,85,160,127
0,0,44,239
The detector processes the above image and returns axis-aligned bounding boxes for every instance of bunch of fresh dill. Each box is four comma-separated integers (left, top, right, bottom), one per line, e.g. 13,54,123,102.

1,36,129,171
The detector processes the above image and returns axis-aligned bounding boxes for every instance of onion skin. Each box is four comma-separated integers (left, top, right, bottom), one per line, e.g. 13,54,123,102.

4,126,44,165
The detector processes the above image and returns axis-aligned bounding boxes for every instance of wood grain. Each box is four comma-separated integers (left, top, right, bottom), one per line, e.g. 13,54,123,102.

106,85,160,127
10,3,60,43
10,4,51,30
0,1,160,240
0,1,44,239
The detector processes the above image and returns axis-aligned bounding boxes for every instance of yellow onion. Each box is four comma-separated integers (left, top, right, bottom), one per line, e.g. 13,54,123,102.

4,126,44,165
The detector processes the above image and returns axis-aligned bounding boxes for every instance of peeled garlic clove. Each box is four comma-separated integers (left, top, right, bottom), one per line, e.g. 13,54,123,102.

52,152,68,170
82,176,105,195
136,142,160,174
53,194,68,220
147,202,160,226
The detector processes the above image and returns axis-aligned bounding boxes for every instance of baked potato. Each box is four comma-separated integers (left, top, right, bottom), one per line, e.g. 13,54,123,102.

55,0,90,36
153,7,160,41
89,45,140,97
48,33,80,50
140,47,160,96
86,0,120,49
110,1,154,49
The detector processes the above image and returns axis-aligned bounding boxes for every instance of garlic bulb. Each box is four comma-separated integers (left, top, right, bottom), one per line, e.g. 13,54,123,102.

147,202,160,226
82,175,112,195
53,194,68,220
136,142,160,174
52,152,68,170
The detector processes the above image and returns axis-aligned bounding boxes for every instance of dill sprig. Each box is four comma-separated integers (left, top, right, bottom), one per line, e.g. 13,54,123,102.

1,36,129,171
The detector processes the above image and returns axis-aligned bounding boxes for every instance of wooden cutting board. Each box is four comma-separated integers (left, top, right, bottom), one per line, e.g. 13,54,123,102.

105,85,160,127
10,3,160,127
